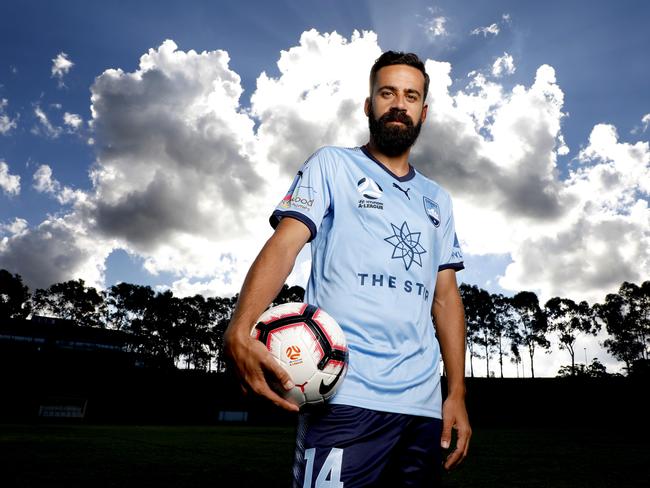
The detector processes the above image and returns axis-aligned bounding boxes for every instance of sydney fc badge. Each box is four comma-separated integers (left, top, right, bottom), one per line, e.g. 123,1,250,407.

423,196,441,227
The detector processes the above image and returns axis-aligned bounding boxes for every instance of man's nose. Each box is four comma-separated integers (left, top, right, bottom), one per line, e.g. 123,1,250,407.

391,94,407,110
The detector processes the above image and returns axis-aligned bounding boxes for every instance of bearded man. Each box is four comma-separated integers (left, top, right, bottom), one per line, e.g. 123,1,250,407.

225,51,471,487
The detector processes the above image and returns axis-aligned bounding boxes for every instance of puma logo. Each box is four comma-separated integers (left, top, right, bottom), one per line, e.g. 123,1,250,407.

393,183,411,200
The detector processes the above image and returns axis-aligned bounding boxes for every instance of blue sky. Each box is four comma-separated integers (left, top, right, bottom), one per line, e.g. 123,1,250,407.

1,0,649,375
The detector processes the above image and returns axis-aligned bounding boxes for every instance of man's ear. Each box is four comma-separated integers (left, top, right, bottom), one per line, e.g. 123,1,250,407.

421,104,428,123
364,97,370,117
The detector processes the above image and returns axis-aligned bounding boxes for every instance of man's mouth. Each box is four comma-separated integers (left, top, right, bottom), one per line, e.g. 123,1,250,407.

382,111,413,126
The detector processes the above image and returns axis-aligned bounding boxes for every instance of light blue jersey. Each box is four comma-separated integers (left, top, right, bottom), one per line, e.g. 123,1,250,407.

270,146,464,419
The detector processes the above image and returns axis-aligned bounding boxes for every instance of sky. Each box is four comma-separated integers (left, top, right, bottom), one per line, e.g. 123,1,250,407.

1,0,649,376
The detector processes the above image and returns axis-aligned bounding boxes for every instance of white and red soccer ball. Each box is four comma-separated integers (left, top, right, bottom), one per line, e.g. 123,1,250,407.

251,302,348,408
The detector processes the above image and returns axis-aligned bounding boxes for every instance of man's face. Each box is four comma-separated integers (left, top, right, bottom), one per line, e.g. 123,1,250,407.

365,64,428,157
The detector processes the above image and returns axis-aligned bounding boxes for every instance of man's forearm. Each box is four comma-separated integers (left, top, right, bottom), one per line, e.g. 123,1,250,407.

433,283,467,396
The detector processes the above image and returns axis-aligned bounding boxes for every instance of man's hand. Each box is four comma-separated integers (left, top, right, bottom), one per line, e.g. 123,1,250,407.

440,393,471,470
225,330,300,412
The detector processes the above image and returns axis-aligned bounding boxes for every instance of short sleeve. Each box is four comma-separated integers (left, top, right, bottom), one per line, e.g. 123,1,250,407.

269,148,335,242
437,196,465,272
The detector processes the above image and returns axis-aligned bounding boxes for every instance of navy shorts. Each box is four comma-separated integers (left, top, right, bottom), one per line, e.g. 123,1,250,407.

292,404,443,487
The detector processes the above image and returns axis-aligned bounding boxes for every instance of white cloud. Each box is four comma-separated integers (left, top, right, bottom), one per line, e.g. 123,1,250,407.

167,252,247,298
33,164,59,194
0,160,21,197
471,23,500,37
88,39,262,263
2,32,378,295
63,112,83,131
423,12,448,39
0,98,18,134
0,218,28,236
32,105,62,138
2,39,269,292
632,113,650,134
33,164,86,206
492,52,515,77
471,14,511,38
415,63,568,227
630,113,650,134
0,214,111,289
499,124,650,303
252,29,379,175
51,52,74,87
408,57,648,305
2,30,647,321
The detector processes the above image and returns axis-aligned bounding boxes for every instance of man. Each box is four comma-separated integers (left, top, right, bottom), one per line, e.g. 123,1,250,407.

224,51,471,486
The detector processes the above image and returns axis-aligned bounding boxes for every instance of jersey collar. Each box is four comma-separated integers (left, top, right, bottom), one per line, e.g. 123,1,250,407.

360,145,416,182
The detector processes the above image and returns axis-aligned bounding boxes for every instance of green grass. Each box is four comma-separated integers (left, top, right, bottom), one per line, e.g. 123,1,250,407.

444,427,648,488
0,424,647,487
0,424,295,487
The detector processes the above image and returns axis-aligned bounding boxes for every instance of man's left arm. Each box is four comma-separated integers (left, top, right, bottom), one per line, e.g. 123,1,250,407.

432,268,471,470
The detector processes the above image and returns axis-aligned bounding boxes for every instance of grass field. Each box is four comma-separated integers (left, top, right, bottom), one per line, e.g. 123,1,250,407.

1,423,647,487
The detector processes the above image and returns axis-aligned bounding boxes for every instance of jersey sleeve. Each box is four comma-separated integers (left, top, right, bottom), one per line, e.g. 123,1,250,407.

269,148,335,242
438,195,465,272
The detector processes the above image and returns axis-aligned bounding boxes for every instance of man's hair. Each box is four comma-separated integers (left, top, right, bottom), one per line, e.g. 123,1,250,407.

369,51,430,100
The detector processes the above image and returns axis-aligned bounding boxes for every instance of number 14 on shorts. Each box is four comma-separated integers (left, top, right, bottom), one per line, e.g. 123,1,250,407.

303,448,344,488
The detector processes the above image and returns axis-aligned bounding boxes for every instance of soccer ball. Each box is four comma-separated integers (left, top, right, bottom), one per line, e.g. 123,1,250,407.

251,302,348,407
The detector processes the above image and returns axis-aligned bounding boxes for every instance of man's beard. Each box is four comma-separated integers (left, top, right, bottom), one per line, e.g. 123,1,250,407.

368,104,422,157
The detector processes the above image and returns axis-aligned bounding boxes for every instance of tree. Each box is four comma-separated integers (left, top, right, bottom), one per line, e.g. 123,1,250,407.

509,291,550,378
472,287,496,377
0,269,31,319
640,281,650,358
594,281,648,373
557,358,609,378
509,343,522,377
105,282,155,331
459,284,484,377
272,284,305,305
619,281,650,360
32,279,105,327
586,358,609,377
209,295,237,372
492,293,517,378
106,285,179,366
545,297,598,375
178,295,214,370
145,290,184,367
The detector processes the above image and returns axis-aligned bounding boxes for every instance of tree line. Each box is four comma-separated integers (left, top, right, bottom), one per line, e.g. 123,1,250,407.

1,268,648,376
459,282,649,378
0,268,304,371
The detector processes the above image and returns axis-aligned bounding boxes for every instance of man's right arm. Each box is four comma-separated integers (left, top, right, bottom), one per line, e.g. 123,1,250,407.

223,217,311,412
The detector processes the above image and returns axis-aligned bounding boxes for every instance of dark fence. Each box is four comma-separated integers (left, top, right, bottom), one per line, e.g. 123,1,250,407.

1,344,646,427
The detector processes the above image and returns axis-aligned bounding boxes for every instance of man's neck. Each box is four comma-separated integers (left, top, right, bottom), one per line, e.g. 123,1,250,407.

365,140,411,177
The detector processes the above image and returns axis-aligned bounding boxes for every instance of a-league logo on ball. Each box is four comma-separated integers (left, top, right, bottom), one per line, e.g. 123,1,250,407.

357,176,383,200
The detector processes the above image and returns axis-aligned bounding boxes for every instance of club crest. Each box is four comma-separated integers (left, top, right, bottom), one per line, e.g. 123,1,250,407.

423,196,441,227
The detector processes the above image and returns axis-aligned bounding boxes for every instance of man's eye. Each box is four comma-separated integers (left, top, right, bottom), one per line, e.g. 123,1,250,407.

381,91,393,97
407,94,418,101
